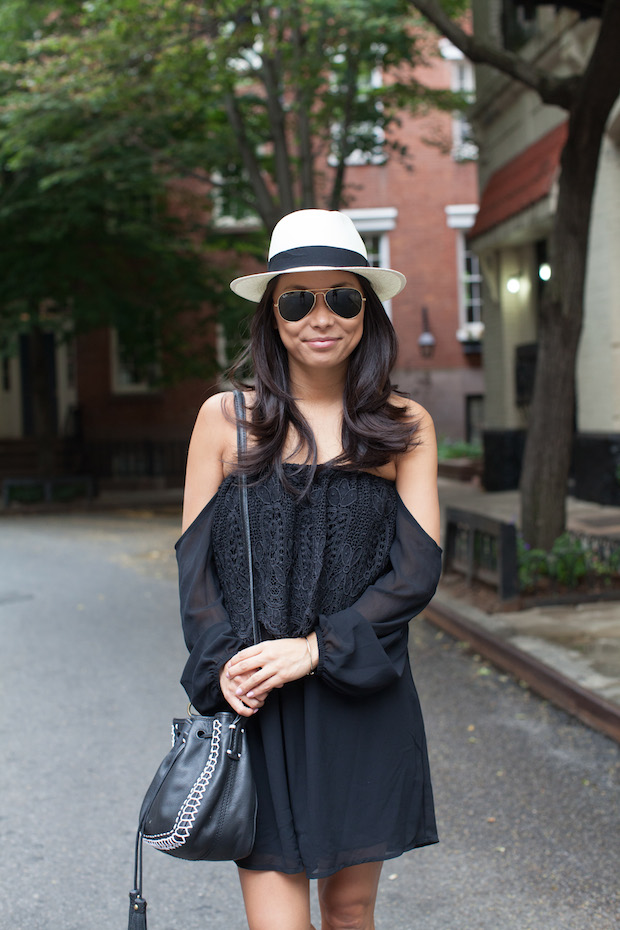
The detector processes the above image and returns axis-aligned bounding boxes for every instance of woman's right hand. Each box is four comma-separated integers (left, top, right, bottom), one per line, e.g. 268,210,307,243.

219,666,266,717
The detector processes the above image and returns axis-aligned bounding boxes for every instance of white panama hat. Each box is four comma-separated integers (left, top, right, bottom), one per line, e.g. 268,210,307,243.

230,209,406,303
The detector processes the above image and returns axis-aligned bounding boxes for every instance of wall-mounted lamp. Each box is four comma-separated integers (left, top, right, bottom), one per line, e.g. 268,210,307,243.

538,262,551,282
506,274,521,294
418,305,436,359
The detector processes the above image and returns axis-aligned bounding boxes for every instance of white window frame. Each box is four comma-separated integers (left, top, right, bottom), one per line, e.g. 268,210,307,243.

439,39,478,162
110,329,160,395
344,208,398,319
445,204,483,342
210,171,262,231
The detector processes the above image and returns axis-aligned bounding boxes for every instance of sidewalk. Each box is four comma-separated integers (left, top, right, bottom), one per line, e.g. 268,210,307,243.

430,477,620,744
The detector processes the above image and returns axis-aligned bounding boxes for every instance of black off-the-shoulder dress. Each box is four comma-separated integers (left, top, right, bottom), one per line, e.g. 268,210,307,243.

176,466,442,879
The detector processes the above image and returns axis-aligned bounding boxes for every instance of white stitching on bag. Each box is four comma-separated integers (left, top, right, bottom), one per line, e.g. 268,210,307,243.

145,719,223,851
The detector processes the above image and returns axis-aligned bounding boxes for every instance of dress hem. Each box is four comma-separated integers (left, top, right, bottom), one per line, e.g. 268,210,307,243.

235,835,439,880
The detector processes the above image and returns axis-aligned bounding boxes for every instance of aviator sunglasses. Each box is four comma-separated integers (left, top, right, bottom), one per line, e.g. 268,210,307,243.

274,286,366,323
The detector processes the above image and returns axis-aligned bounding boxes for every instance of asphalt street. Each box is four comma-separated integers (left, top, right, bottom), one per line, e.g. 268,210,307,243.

1,511,619,930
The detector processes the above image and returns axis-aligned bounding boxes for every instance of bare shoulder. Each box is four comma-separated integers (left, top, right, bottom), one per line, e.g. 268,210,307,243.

181,391,240,532
194,390,233,434
391,395,440,544
390,394,436,444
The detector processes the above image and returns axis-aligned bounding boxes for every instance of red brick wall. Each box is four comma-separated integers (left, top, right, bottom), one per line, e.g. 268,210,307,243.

76,329,209,443
347,53,478,373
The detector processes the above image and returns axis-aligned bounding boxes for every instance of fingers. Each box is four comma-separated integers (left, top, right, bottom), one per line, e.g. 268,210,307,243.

225,654,277,697
226,638,311,699
219,667,265,717
221,681,264,717
231,667,273,697
227,644,263,677
235,676,281,702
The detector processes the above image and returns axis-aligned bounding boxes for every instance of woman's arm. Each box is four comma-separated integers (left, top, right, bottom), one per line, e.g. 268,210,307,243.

178,392,266,716
396,399,441,545
310,402,441,696
181,392,235,533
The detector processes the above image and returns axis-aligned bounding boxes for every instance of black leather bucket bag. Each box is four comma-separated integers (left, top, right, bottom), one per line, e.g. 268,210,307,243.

139,710,256,861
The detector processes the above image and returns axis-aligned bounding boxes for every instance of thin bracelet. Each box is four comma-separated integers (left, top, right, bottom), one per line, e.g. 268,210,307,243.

304,636,316,676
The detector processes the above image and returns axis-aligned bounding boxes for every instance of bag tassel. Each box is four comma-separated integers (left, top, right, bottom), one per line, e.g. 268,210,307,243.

128,890,147,930
128,830,147,930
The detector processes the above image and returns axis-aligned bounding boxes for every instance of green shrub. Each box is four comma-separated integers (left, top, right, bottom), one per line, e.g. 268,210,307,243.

518,532,619,592
8,483,45,504
437,437,482,461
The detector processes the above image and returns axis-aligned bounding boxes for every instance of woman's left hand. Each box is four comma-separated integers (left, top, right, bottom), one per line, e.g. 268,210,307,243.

225,634,317,701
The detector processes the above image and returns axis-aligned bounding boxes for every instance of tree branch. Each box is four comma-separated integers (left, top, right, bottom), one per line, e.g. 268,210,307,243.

291,20,316,208
328,49,360,210
224,93,279,229
259,53,296,214
408,0,579,110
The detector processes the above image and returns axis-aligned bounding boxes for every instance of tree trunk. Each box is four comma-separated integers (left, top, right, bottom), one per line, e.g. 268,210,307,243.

224,93,281,231
519,293,581,549
260,55,296,215
520,103,612,548
520,0,620,548
329,50,360,210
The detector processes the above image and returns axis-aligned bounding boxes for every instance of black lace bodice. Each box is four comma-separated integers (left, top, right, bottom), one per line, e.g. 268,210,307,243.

211,466,398,643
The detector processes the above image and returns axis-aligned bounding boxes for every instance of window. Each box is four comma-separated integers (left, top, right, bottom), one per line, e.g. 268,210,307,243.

344,208,398,318
211,171,262,230
362,233,382,268
111,328,160,394
438,39,478,162
466,394,484,445
445,205,483,343
462,244,483,328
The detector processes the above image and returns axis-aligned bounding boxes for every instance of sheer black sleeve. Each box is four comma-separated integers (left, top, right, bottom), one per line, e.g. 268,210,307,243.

175,499,245,714
314,497,442,696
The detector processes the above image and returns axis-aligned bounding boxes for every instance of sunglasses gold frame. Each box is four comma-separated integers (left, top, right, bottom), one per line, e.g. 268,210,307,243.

274,287,366,322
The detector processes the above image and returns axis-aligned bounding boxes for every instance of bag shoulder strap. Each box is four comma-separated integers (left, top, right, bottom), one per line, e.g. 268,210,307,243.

129,391,256,921
233,391,260,646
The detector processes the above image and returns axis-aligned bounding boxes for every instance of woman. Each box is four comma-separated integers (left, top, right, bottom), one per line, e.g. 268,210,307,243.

177,209,442,930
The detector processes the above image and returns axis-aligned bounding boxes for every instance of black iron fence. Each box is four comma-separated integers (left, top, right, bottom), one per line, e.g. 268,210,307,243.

1,438,188,497
443,506,519,601
81,440,188,483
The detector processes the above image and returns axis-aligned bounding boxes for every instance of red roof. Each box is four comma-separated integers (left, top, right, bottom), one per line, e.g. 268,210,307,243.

470,121,568,239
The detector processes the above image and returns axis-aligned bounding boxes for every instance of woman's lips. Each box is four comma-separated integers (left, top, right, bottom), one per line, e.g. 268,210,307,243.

303,337,340,347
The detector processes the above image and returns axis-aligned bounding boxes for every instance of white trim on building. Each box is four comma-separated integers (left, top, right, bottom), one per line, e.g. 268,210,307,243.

344,208,398,318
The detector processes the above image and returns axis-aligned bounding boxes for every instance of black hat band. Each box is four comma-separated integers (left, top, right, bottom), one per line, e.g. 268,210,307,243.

268,245,369,273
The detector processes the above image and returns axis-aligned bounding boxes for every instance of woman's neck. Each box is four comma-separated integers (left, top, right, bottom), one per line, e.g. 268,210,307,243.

287,362,347,406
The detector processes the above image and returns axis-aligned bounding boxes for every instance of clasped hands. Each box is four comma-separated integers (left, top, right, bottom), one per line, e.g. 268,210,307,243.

219,633,318,717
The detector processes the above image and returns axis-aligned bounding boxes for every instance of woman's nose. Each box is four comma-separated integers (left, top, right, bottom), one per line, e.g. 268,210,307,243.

309,292,332,324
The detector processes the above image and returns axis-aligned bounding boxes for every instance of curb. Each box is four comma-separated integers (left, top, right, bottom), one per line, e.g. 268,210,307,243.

425,597,620,746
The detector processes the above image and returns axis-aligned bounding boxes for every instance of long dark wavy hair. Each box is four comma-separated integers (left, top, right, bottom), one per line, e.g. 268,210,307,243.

229,274,420,490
